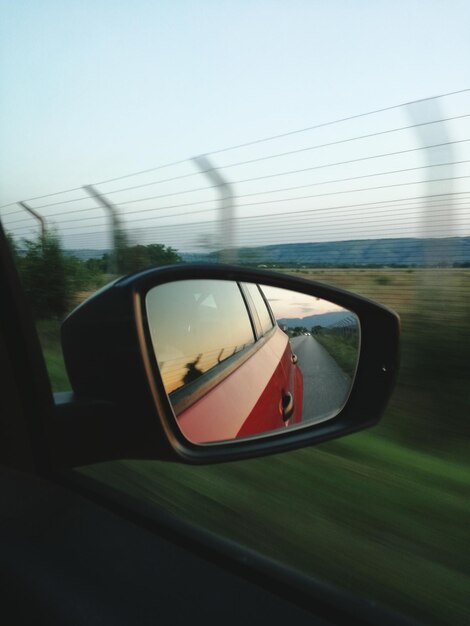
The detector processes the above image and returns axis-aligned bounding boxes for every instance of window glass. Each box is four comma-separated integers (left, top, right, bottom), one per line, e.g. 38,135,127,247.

146,280,255,395
242,283,274,337
2,5,469,625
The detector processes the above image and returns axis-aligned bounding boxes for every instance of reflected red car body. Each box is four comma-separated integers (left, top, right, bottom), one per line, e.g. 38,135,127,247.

177,325,303,443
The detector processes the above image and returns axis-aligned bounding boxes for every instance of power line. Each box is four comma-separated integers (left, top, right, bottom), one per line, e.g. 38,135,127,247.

10,196,466,237
106,159,469,208
22,157,470,214
34,114,470,208
125,212,470,239
0,186,84,211
109,175,470,222
2,87,469,210
24,213,468,244
93,158,191,186
210,173,470,204
227,158,470,188
129,204,470,232
208,88,470,156
28,191,469,234
7,172,470,230
10,142,470,226
218,138,470,171
30,114,470,210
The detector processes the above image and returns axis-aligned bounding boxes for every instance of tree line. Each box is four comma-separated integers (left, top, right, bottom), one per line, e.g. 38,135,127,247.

7,231,182,320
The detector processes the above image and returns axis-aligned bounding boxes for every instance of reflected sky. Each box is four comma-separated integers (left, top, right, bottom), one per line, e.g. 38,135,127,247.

146,280,255,394
260,284,347,320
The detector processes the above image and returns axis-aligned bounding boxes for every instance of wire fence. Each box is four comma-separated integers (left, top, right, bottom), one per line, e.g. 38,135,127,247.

1,88,469,266
1,88,469,458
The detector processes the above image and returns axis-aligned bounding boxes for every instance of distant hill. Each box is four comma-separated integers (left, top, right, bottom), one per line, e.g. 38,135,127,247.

64,236,470,266
64,249,108,260
216,237,470,266
179,252,214,263
64,249,211,263
278,311,351,329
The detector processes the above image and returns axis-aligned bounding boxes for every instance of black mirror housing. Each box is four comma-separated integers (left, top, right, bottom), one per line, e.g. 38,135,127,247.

57,264,399,467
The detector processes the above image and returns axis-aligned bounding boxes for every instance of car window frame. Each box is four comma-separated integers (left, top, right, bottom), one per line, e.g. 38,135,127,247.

240,282,275,339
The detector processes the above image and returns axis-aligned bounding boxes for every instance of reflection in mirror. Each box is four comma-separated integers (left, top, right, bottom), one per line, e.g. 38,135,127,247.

146,280,360,445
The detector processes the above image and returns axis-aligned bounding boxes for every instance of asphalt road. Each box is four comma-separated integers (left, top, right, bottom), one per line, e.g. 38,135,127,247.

290,335,352,425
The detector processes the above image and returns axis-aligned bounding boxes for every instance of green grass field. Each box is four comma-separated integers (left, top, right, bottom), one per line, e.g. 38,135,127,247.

80,432,470,626
37,268,470,625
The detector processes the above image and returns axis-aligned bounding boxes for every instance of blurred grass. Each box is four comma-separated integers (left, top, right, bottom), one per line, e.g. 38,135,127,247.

37,267,470,625
80,432,470,626
36,320,70,392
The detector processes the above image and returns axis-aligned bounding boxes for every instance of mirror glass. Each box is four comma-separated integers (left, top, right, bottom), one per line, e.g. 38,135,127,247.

145,279,360,444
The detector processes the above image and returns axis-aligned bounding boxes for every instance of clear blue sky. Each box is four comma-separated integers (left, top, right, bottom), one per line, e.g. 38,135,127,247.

1,1,469,249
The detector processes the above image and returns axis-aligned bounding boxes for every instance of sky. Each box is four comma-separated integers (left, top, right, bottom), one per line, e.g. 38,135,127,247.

1,1,470,251
261,286,346,318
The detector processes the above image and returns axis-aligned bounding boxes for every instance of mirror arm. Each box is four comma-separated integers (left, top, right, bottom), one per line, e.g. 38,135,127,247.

47,392,164,468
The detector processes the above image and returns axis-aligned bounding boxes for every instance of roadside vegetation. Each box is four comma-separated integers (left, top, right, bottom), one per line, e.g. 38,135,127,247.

314,330,359,378
8,231,470,626
8,231,182,391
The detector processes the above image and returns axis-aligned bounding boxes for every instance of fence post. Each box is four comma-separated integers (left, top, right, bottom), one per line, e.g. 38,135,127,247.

18,201,47,240
192,155,236,263
406,100,455,269
83,184,125,275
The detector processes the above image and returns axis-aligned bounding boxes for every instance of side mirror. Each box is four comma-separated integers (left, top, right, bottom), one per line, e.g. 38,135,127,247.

55,265,399,466
146,280,360,443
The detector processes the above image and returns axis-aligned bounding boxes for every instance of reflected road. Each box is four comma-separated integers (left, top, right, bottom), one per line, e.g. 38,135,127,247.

290,335,351,424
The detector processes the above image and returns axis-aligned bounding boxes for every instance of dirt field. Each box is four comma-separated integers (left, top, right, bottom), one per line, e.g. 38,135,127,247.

71,267,470,318
283,267,470,315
